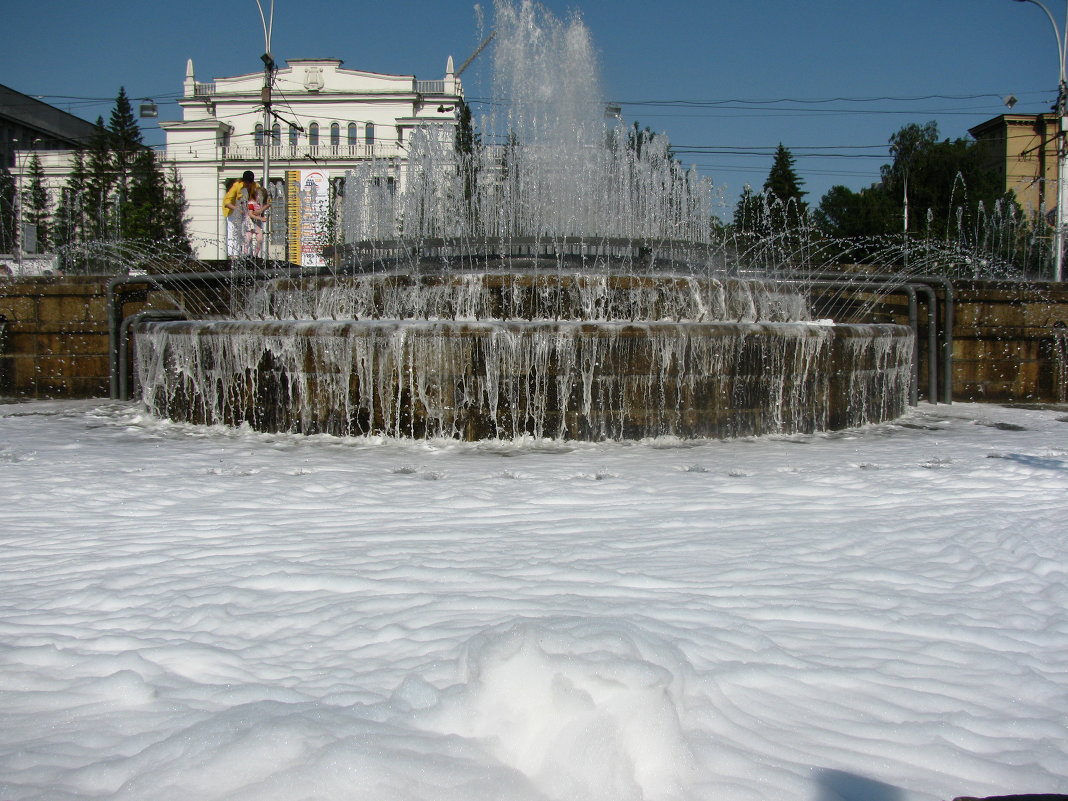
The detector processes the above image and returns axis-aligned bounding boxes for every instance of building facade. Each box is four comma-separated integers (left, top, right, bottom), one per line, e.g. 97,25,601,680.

968,113,1060,220
0,83,99,171
165,57,462,261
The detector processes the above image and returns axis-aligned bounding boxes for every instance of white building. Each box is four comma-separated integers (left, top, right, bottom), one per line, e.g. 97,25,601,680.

12,56,463,264
166,57,463,261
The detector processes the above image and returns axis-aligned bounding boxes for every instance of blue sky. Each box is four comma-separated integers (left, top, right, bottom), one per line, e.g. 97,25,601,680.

0,0,1058,213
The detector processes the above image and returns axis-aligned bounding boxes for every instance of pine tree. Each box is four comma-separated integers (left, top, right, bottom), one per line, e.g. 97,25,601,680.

0,167,16,254
732,185,766,234
84,116,115,240
23,153,51,253
108,88,143,218
124,147,167,243
53,149,89,251
763,144,806,207
162,164,192,252
454,99,481,234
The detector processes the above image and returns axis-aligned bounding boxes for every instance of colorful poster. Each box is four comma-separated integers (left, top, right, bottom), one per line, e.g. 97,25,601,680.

287,169,330,267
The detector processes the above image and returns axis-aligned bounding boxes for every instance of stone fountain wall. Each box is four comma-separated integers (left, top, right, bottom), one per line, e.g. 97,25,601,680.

135,318,913,441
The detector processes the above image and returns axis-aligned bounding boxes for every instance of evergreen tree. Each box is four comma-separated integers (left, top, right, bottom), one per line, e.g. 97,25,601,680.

454,99,481,233
0,167,16,254
732,185,765,233
23,153,50,252
53,149,89,251
162,164,192,252
734,145,809,237
124,146,167,243
84,116,115,240
763,143,807,207
108,87,143,215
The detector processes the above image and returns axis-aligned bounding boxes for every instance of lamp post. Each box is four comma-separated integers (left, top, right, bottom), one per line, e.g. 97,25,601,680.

254,0,275,259
1013,0,1067,281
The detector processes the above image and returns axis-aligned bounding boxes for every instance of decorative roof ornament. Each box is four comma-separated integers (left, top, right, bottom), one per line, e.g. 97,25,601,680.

304,66,324,92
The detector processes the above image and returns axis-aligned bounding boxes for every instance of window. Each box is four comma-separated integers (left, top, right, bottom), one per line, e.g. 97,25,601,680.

289,124,299,148
254,124,264,147
271,123,281,145
347,123,358,147
330,122,340,148
309,122,319,147
364,122,375,146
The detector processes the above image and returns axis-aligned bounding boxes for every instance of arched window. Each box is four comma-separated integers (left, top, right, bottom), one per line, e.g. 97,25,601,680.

330,122,340,148
364,122,375,146
289,124,299,148
271,123,281,145
347,122,358,147
254,124,264,147
309,122,319,147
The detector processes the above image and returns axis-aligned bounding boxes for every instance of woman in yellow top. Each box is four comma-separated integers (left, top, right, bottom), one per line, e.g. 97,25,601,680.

223,171,262,257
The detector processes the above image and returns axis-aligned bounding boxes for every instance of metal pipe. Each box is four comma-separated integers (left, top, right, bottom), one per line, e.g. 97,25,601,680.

778,279,920,406
802,272,952,405
906,274,955,404
108,264,304,399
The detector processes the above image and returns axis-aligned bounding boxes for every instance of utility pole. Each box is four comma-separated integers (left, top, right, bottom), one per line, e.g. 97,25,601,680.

1013,0,1067,281
255,0,275,259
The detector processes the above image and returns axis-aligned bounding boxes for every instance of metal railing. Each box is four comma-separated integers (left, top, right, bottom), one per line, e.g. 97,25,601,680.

415,80,446,95
220,143,404,161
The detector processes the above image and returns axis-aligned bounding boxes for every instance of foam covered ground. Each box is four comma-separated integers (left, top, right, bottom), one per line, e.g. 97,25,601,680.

1,400,1066,801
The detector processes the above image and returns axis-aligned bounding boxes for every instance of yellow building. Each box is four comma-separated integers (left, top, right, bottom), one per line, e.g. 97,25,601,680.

969,113,1061,220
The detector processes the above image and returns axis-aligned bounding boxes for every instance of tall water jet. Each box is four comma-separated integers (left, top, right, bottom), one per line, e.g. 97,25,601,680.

134,0,914,440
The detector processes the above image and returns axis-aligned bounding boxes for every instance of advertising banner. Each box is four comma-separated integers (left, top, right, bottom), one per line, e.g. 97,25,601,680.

286,169,330,267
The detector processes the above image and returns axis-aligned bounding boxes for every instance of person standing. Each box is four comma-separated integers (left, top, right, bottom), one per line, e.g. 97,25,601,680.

243,187,267,257
223,170,260,257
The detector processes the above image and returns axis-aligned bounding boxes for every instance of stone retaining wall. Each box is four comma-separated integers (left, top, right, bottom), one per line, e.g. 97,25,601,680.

0,277,117,399
2,275,1067,404
952,280,1068,402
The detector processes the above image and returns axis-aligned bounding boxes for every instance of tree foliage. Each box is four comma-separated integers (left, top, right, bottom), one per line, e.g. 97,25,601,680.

813,121,1026,269
23,153,50,252
58,89,191,266
0,167,18,254
52,149,88,251
733,145,808,236
764,143,806,207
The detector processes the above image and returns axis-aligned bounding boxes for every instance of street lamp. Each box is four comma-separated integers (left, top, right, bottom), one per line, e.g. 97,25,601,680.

254,0,275,259
1013,0,1067,281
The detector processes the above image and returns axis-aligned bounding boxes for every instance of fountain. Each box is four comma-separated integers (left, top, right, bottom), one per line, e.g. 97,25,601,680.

133,0,913,440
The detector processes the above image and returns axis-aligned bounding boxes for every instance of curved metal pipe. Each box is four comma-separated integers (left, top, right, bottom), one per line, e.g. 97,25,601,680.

779,279,920,406
802,272,952,404
107,264,308,399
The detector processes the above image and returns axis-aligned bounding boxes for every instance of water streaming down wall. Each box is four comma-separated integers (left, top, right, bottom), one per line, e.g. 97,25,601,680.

135,315,912,440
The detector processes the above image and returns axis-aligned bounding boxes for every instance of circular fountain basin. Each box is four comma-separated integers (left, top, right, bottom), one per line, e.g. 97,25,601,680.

135,317,913,441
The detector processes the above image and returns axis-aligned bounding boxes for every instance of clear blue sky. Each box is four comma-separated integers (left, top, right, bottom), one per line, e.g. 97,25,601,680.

0,0,1058,214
